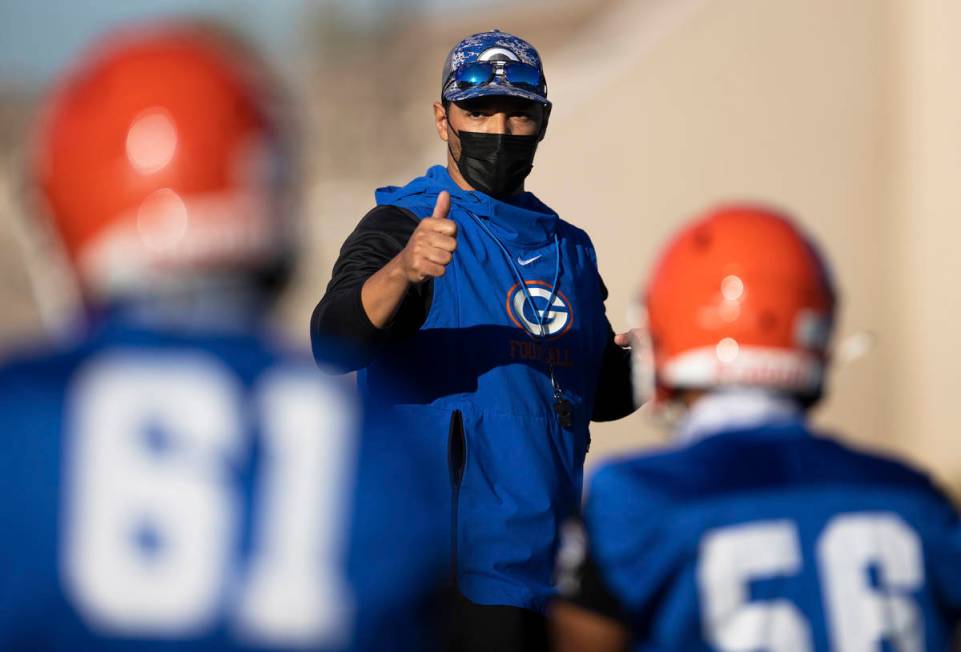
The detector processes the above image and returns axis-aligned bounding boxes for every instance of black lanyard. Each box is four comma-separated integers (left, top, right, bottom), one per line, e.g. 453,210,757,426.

464,208,574,428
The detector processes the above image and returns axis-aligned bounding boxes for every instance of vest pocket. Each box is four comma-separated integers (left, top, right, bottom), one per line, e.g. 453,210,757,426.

447,410,467,585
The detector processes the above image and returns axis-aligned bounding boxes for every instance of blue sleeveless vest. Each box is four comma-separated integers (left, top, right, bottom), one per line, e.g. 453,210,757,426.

359,166,609,611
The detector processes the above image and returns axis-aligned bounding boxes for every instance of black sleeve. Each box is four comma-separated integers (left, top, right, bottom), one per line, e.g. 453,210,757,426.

561,552,631,624
591,277,637,422
310,205,433,370
556,520,630,625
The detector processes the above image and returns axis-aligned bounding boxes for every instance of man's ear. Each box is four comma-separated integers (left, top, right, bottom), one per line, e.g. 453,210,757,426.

433,101,449,142
538,104,552,142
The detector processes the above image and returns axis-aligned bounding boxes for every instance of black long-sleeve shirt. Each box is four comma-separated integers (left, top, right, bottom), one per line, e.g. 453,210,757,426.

311,205,635,421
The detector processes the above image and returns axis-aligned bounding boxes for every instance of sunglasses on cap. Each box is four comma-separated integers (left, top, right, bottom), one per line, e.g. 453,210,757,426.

452,61,544,93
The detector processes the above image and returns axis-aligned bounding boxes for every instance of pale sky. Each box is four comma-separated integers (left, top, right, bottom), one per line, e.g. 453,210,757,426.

0,0,494,88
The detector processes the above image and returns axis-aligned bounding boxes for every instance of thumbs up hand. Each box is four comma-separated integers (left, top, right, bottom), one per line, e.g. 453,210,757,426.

399,191,458,283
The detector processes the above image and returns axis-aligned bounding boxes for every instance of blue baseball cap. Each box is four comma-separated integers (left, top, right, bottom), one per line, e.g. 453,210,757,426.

441,29,550,107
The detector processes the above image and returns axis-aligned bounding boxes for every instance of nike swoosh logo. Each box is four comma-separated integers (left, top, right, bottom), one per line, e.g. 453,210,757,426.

517,255,542,266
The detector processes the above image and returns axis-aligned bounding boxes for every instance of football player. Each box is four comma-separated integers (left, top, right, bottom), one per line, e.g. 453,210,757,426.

551,205,961,651
0,23,444,651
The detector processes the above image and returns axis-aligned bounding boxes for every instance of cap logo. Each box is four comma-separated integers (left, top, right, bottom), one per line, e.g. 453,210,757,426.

477,47,519,63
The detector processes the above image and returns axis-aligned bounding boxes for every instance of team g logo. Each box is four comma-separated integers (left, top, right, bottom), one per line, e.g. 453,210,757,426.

506,281,574,338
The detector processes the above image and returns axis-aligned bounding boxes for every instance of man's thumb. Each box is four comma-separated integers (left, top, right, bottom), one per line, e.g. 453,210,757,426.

432,190,451,220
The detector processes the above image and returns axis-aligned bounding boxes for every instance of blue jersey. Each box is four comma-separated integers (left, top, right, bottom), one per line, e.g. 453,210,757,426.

0,313,445,651
569,423,961,651
357,166,611,611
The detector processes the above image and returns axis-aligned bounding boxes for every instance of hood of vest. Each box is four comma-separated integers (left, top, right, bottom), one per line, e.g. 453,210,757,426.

375,165,560,248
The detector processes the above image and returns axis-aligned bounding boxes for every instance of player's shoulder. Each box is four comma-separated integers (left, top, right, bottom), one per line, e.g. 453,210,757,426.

198,330,356,406
0,318,344,395
586,446,695,513
728,422,946,492
589,422,951,508
592,426,768,497
807,428,953,504
584,454,686,582
258,344,356,404
0,334,86,395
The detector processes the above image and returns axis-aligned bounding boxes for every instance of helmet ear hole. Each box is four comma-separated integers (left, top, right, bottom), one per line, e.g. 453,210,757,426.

758,310,779,332
692,227,713,251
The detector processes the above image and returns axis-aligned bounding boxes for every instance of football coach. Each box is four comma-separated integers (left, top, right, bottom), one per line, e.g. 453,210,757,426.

311,29,637,652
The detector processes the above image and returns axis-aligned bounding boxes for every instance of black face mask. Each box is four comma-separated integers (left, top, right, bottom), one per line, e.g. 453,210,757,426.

450,128,540,198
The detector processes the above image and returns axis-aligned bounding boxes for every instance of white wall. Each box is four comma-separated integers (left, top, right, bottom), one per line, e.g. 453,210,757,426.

530,0,960,494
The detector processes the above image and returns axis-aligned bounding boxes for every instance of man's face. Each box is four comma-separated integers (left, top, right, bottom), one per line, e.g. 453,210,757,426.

434,95,548,159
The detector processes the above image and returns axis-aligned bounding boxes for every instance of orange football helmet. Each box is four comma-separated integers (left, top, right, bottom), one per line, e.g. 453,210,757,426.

639,204,836,404
32,23,295,302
